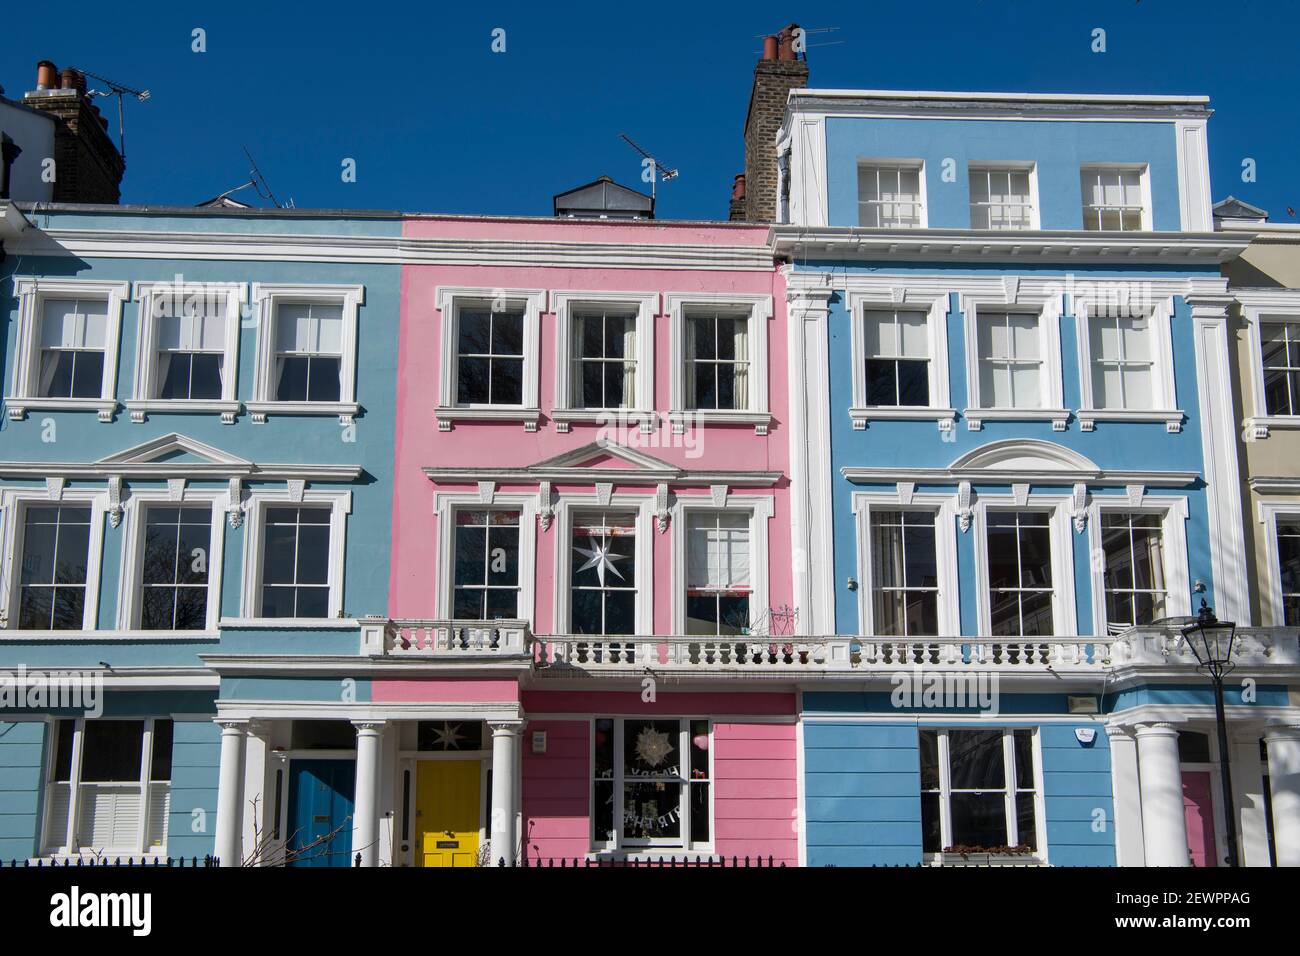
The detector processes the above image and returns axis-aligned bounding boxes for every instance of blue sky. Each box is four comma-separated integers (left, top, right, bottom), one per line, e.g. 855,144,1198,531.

4,1,1297,221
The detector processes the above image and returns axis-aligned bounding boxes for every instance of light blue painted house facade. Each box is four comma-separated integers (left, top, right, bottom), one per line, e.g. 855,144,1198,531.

0,205,400,863
776,89,1300,866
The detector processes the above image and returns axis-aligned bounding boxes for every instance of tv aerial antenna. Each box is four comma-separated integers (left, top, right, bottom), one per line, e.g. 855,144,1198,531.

212,146,293,209
751,26,843,58
619,133,678,202
73,68,150,161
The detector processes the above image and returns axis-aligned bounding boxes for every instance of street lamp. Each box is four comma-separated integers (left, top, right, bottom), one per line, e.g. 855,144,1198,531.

1179,599,1240,867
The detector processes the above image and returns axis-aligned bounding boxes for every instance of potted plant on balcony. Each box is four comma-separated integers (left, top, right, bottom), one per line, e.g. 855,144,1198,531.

939,843,1038,866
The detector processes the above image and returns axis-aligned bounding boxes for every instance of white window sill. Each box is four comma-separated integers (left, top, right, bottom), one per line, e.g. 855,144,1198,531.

549,408,657,433
125,399,241,424
1076,408,1184,433
1244,415,1300,439
219,617,359,629
0,629,219,640
963,407,1070,431
666,409,773,435
434,405,542,431
849,406,957,431
5,396,117,422
245,400,360,425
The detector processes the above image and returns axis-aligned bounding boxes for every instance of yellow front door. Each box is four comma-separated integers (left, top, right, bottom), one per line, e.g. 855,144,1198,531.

415,760,481,867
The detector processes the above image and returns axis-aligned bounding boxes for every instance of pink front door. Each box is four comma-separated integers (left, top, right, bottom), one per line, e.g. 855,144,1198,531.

1182,770,1218,867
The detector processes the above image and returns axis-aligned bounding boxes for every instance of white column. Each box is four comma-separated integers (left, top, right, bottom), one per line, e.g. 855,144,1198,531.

352,720,386,867
1230,734,1269,866
488,720,523,866
213,719,248,868
1136,722,1190,866
1264,723,1300,867
1106,725,1145,866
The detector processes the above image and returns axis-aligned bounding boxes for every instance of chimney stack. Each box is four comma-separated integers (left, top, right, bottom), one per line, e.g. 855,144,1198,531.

22,60,125,204
732,23,808,222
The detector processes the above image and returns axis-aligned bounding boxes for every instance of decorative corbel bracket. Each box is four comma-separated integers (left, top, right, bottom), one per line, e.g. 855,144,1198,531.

227,477,245,528
595,482,613,508
710,484,728,508
1070,483,1088,533
287,479,307,504
655,483,671,533
956,481,974,533
167,477,187,502
538,481,555,532
476,480,496,505
106,476,124,528
46,476,66,501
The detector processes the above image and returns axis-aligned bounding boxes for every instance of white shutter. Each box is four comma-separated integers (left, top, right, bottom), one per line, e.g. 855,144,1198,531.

43,782,72,851
146,782,171,849
78,784,143,852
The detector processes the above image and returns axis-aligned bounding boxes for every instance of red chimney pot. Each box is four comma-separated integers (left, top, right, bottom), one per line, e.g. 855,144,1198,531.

36,60,58,90
732,173,747,202
762,36,778,60
778,23,800,60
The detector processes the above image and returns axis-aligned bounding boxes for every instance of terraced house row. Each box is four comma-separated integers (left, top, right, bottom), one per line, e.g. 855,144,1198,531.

0,37,1298,867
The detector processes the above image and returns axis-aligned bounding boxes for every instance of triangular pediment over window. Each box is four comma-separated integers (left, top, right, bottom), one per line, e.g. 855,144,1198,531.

96,433,253,469
531,440,680,473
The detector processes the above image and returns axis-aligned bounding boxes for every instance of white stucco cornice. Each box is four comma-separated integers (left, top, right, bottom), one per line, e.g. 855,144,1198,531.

6,228,774,271
770,225,1251,266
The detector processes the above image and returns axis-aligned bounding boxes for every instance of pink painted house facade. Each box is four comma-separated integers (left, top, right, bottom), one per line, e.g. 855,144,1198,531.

375,215,801,866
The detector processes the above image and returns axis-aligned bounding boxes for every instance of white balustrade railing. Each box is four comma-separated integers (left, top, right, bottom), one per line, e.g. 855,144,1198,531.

536,637,831,670
359,617,531,658
359,617,1299,675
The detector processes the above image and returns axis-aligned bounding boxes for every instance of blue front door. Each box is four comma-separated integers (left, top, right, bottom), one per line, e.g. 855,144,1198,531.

287,759,355,867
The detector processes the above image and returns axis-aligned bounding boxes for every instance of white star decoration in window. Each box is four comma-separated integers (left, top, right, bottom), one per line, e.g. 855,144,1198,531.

574,535,627,587
635,726,674,768
430,722,467,750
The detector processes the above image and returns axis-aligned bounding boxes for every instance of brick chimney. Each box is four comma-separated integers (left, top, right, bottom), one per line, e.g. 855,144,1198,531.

732,24,808,223
22,61,125,203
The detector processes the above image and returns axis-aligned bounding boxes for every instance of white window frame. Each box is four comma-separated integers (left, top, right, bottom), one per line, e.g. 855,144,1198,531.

666,293,773,434
434,491,538,625
856,159,927,228
968,163,1040,231
961,293,1067,430
236,489,351,623
670,493,772,634
550,291,657,431
247,283,364,425
972,494,1078,637
41,716,172,858
434,286,545,430
921,726,1047,862
115,489,226,634
5,277,129,423
1075,294,1181,432
1086,494,1191,635
1239,293,1300,438
589,715,714,854
1079,164,1152,232
851,491,960,637
847,291,953,430
126,281,246,424
1258,501,1300,627
0,487,107,633
553,494,655,636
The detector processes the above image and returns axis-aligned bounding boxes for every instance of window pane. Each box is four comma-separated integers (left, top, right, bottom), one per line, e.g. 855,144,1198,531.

896,360,929,405
457,356,490,404
458,311,492,356
950,793,1008,848
1013,730,1035,790
623,719,680,776
492,312,524,356
305,356,342,402
921,792,943,852
864,359,898,406
623,783,681,840
53,719,75,781
150,719,174,781
80,720,144,783
690,782,710,844
1015,792,1038,850
919,730,940,790
947,730,1005,790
